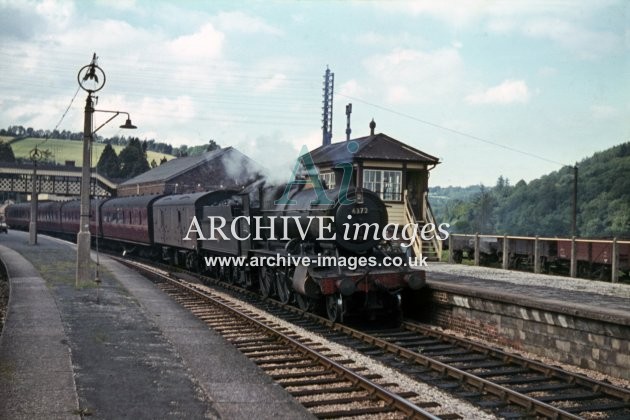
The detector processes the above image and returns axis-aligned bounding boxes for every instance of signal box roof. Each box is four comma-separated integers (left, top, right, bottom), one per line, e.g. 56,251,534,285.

307,133,439,166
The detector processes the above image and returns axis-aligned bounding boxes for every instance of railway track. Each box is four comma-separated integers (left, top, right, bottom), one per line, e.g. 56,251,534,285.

119,257,630,419
116,258,457,419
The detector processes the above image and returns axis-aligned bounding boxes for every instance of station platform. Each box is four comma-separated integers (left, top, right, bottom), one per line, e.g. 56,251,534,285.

421,262,630,380
424,262,630,325
0,230,313,419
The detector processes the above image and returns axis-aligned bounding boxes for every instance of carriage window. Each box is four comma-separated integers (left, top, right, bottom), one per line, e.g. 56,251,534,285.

362,169,402,201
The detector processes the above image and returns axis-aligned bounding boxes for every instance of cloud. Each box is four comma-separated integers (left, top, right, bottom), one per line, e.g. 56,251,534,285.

363,47,464,105
522,18,621,59
375,1,622,59
255,73,287,93
355,31,427,49
167,23,224,60
465,80,530,105
338,79,366,99
214,11,282,35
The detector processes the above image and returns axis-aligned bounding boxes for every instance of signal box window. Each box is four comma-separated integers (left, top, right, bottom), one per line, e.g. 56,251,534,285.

363,169,402,201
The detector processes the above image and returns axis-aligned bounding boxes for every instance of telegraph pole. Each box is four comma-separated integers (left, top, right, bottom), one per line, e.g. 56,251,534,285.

572,163,578,237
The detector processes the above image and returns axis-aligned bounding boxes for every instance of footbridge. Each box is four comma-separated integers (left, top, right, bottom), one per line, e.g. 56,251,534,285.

0,163,116,197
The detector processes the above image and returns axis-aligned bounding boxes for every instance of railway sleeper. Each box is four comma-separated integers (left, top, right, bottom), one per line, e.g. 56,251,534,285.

514,382,575,393
453,360,506,369
289,385,362,397
280,377,351,387
493,375,549,385
535,391,601,403
470,367,530,377
565,401,630,413
300,394,376,408
314,405,397,419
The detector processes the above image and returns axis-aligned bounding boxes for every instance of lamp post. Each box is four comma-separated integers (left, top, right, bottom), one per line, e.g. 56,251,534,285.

76,54,136,286
28,147,43,245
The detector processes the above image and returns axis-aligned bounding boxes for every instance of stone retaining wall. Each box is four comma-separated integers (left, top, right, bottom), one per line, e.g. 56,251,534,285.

426,289,630,380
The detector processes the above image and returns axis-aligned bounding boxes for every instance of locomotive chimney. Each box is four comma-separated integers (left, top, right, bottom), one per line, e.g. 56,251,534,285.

369,118,376,136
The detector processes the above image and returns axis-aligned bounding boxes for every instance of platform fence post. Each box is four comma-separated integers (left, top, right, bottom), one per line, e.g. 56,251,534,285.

502,235,509,270
474,233,480,266
611,237,619,283
534,236,541,274
570,236,577,278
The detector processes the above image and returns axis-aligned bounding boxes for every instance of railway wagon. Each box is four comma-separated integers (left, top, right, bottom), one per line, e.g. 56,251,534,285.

450,235,500,264
556,239,630,277
499,237,554,270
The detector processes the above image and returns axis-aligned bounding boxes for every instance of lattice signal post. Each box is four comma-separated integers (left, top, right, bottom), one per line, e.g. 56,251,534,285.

322,67,334,146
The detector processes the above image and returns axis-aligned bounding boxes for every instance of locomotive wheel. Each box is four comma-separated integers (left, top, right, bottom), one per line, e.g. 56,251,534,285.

226,266,239,284
259,267,274,298
326,294,343,323
185,252,198,272
275,269,292,304
295,294,316,312
218,266,228,282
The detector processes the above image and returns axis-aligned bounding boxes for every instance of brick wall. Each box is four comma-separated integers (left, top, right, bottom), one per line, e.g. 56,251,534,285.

427,290,630,380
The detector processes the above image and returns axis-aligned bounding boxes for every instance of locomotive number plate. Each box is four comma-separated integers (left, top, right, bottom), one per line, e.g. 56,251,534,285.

351,207,369,215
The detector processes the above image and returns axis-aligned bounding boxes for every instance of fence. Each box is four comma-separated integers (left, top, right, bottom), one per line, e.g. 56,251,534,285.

447,234,630,283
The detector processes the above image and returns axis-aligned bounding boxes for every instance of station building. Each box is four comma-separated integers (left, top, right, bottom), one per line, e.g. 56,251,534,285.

116,147,263,197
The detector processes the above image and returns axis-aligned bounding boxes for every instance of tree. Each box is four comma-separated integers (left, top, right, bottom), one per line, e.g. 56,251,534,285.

97,143,120,178
0,141,16,163
206,139,220,152
118,137,150,179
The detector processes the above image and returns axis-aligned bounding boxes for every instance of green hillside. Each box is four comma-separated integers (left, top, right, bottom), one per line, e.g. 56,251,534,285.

8,137,174,167
430,142,630,239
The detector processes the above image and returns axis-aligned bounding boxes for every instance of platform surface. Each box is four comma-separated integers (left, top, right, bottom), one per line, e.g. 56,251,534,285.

0,230,313,419
424,262,630,326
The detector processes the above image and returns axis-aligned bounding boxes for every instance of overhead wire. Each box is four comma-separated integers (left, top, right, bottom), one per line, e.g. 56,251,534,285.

36,86,82,148
337,92,570,168
1,46,575,167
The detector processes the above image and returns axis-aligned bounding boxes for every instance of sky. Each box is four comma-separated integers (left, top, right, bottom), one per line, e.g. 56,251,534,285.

0,0,628,187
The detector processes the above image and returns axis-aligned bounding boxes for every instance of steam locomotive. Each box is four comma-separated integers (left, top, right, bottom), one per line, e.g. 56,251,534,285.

6,182,425,322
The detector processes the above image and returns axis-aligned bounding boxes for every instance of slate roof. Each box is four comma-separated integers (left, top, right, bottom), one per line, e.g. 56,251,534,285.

306,133,439,166
118,147,262,186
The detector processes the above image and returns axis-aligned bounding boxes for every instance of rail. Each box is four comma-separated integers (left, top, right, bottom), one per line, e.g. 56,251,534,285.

119,258,444,419
447,233,630,282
